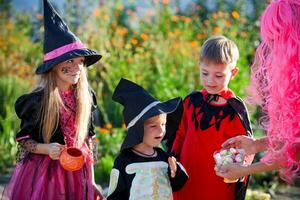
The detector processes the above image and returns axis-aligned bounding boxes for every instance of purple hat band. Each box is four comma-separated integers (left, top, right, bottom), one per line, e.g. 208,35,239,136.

43,41,85,61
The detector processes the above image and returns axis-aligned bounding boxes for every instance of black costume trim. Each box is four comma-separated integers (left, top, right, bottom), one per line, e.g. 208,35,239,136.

187,91,235,131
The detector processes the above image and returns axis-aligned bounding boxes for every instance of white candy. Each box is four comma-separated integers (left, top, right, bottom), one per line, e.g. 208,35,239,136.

220,150,228,156
214,153,222,164
235,155,243,163
223,157,233,165
214,148,245,166
229,148,236,154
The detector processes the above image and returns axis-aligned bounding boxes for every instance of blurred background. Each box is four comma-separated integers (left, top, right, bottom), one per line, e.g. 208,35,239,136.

0,0,299,199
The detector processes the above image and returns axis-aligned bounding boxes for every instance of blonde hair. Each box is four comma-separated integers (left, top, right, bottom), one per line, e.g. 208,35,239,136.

38,67,92,146
200,36,239,67
144,113,167,125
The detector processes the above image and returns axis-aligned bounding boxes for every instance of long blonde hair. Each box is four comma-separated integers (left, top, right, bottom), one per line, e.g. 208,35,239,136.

38,67,92,146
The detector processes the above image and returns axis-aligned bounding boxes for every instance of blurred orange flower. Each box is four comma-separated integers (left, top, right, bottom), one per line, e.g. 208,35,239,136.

117,27,128,36
190,41,198,48
240,31,247,37
174,29,181,36
131,38,138,45
171,16,179,22
232,11,240,19
140,33,149,41
168,32,174,37
183,17,192,23
127,57,134,63
197,33,207,40
99,128,110,134
105,123,113,129
93,9,101,17
173,43,180,49
163,0,170,5
213,27,221,34
225,20,231,27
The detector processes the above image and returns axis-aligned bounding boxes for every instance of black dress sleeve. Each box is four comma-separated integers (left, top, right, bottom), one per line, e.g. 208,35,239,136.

107,156,128,200
168,161,189,192
15,89,43,142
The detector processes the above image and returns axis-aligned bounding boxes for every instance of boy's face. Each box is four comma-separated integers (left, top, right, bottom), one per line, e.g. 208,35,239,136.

200,60,238,94
142,114,167,148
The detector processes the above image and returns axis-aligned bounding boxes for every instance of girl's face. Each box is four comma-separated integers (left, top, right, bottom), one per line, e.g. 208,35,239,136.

54,57,85,90
200,60,238,94
142,114,167,149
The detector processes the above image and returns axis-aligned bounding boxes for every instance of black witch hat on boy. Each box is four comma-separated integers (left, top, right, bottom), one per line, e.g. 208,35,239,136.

112,78,183,151
35,0,102,74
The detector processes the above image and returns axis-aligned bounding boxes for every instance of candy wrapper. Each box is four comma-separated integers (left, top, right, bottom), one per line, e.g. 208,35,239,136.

214,148,246,183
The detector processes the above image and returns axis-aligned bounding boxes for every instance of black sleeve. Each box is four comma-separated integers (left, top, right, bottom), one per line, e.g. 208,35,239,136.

15,90,42,142
228,97,253,136
168,161,189,192
107,156,128,200
88,88,98,138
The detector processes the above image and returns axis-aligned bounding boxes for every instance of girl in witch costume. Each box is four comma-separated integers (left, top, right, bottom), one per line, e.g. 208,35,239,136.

106,78,188,200
216,0,300,184
3,0,103,199
171,36,254,200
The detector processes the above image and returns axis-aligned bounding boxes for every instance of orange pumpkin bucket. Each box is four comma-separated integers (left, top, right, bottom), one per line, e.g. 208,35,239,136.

59,147,84,171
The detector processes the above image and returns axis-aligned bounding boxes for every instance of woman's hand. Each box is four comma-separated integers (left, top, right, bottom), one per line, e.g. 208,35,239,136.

93,183,103,200
168,156,177,178
222,135,257,155
215,163,249,180
47,143,65,160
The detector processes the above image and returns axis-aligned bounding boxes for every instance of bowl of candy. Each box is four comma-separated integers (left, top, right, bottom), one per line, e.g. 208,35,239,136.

214,148,245,183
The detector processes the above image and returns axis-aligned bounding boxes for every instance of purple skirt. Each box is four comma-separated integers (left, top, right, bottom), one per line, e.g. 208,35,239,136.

3,154,94,200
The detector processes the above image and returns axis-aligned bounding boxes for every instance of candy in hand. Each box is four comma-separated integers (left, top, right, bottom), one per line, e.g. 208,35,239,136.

214,148,245,167
214,148,246,183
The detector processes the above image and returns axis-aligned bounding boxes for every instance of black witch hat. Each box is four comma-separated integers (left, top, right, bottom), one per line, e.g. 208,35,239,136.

112,78,183,151
35,0,102,74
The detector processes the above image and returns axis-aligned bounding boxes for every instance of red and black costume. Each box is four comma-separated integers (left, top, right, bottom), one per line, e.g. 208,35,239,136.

171,89,252,200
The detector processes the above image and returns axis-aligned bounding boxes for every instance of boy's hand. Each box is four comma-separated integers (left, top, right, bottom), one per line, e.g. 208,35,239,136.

48,143,65,160
222,135,257,155
168,156,177,178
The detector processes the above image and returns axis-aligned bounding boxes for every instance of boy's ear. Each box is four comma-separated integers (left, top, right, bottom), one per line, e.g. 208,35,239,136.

230,67,238,80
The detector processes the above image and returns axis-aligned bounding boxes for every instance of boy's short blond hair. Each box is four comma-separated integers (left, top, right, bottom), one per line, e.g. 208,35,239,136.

200,36,239,67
